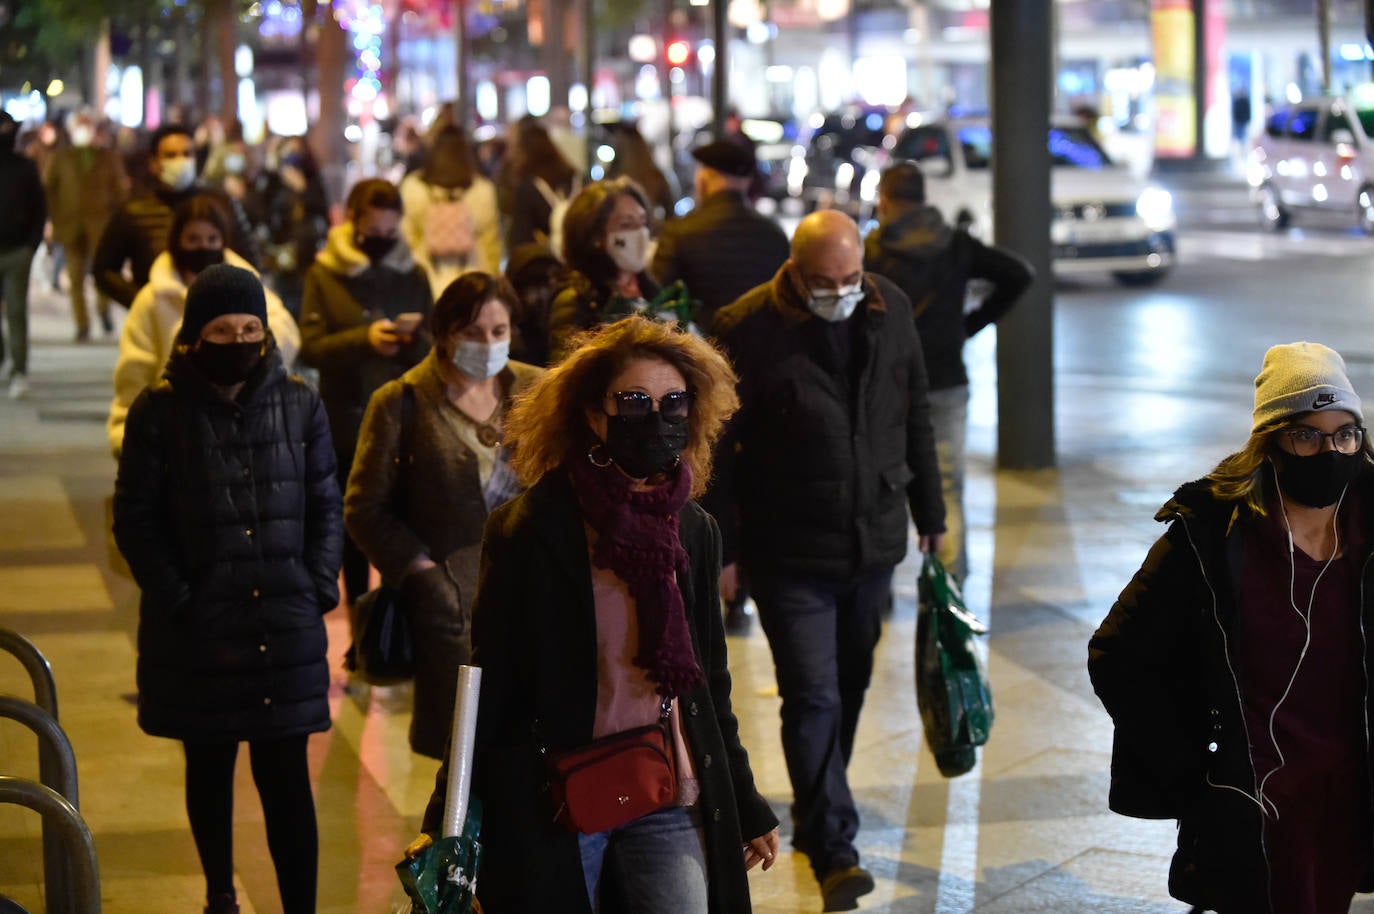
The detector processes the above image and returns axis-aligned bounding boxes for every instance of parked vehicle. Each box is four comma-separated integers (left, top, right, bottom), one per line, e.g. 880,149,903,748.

888,115,1177,286
1247,96,1374,234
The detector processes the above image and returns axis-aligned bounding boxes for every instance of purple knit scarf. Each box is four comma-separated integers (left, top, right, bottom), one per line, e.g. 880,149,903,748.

567,455,703,698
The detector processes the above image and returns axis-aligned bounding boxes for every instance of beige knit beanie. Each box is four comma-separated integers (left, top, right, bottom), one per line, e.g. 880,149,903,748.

1252,341,1363,433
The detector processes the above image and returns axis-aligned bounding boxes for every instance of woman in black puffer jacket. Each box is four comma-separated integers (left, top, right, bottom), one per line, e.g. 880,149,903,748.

114,264,343,914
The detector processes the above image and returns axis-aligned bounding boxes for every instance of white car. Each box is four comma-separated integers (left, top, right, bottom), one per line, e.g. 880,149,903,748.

1247,96,1374,234
887,117,1177,286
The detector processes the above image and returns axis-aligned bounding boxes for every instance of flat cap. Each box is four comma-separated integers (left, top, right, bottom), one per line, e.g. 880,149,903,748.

691,139,756,178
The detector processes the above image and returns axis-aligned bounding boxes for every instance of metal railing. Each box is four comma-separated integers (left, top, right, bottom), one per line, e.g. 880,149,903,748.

0,778,100,914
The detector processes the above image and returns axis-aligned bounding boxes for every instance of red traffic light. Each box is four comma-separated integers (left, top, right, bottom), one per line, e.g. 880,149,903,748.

666,40,691,66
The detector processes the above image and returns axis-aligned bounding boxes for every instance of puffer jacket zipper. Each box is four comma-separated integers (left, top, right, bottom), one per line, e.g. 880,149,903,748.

1176,511,1274,912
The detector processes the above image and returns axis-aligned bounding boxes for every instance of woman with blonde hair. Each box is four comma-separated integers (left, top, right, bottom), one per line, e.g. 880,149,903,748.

411,315,780,913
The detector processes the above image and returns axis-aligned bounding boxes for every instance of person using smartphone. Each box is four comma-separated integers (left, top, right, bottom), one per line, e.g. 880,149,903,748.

299,178,433,623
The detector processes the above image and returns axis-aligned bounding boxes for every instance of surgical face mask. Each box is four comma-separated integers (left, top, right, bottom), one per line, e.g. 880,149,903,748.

223,152,246,175
70,126,94,147
1275,450,1364,509
604,412,689,479
451,339,509,380
807,282,865,323
606,226,651,274
160,156,197,192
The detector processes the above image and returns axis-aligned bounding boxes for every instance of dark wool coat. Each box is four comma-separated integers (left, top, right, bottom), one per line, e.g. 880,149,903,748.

547,269,661,362
344,352,542,759
421,471,779,914
1088,476,1374,912
707,270,946,576
650,189,790,331
113,345,344,742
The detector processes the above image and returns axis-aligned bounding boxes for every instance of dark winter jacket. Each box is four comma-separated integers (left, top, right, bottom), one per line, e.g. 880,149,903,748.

112,343,344,742
651,189,790,331
420,471,779,914
93,183,261,308
344,352,543,759
1088,476,1374,911
707,267,946,576
0,147,45,252
863,204,1032,391
298,224,433,455
547,269,661,362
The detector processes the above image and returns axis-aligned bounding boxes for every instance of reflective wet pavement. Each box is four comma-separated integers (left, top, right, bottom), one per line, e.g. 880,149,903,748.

6,177,1374,912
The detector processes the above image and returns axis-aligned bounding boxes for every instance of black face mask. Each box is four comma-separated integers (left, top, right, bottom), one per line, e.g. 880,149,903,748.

604,413,689,479
357,235,397,263
191,340,265,386
174,247,225,277
1275,450,1364,508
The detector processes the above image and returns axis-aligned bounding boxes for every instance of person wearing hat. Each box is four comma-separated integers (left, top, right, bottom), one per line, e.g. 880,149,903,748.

113,263,343,914
651,138,789,334
1090,341,1374,914
865,161,1032,584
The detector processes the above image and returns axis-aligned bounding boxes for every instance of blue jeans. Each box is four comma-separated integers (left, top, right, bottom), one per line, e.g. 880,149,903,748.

578,804,708,914
928,385,970,582
751,567,894,876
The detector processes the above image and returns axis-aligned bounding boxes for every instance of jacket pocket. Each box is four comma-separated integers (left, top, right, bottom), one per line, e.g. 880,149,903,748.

880,463,913,493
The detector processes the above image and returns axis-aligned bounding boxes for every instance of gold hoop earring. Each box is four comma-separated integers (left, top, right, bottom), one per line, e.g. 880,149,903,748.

587,443,613,468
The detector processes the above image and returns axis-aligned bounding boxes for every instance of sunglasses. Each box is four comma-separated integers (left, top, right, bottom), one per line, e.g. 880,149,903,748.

606,390,692,421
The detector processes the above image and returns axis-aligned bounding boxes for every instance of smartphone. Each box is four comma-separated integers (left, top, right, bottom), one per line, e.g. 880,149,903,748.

393,312,424,335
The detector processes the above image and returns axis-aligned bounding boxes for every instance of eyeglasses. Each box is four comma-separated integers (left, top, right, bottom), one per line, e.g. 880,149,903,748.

201,324,267,344
1283,424,1366,456
606,390,692,421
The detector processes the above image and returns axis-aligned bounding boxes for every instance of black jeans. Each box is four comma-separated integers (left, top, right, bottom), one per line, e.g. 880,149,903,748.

751,566,893,877
183,735,318,913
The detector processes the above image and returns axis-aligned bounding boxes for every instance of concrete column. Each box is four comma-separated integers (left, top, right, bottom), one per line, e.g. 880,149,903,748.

711,0,728,137
991,0,1055,469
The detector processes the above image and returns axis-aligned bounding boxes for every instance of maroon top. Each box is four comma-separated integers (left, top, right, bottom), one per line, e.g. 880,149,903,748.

1237,504,1371,913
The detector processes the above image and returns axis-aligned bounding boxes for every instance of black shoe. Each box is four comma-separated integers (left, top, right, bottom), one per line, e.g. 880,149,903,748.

820,865,875,912
724,604,753,635
74,327,89,343
99,313,114,335
204,892,238,914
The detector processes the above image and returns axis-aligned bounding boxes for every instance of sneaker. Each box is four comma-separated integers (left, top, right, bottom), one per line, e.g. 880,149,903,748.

820,865,875,912
8,375,28,400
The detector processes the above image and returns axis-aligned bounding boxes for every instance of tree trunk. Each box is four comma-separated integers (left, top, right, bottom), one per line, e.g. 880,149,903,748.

314,10,350,203
217,0,239,124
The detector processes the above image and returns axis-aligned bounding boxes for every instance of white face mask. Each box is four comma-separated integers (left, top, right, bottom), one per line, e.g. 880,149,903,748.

160,157,197,192
606,226,651,274
451,339,510,380
223,152,247,175
807,282,865,322
70,126,94,147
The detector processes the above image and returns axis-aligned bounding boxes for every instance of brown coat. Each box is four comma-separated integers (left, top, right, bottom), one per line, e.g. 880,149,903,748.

344,351,542,758
43,146,126,244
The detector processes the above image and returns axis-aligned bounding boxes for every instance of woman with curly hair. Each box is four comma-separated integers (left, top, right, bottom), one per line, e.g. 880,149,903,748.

410,315,780,913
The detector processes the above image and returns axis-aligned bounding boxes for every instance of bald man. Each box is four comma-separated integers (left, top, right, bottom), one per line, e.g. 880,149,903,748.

708,210,945,911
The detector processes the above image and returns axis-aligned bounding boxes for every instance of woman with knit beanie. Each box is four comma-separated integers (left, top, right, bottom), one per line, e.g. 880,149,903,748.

1090,341,1374,914
408,315,779,913
113,263,343,914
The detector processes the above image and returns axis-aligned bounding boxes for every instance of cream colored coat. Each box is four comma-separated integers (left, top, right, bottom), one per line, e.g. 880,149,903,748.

398,172,503,299
107,250,301,456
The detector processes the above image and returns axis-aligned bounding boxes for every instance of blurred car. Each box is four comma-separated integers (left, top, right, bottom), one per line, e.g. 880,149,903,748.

786,106,889,214
1246,96,1374,233
888,116,1176,286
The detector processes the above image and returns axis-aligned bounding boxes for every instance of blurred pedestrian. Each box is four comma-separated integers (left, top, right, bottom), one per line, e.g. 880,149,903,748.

864,161,1032,582
546,177,662,360
1090,341,1374,914
504,242,564,367
0,111,46,399
258,136,330,319
93,124,261,309
501,120,579,252
408,315,780,913
43,109,128,341
707,210,945,912
344,272,541,758
609,123,678,222
652,140,789,333
400,124,502,299
113,264,343,914
108,194,301,457
299,178,432,617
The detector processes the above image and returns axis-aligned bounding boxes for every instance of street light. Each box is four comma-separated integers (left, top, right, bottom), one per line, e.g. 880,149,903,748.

666,39,691,67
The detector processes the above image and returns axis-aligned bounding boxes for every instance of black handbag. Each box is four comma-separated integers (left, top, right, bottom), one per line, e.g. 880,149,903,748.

346,383,418,685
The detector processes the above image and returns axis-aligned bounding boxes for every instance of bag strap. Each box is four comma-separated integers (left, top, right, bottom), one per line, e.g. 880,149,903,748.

531,176,561,209
532,696,673,755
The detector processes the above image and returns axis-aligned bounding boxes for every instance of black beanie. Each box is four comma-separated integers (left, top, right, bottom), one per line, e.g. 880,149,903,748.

179,264,267,343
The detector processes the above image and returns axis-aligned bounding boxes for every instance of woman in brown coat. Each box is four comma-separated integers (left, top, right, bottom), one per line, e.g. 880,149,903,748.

343,272,541,758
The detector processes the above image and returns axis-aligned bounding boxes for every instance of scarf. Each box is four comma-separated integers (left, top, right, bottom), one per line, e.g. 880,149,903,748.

567,455,703,698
